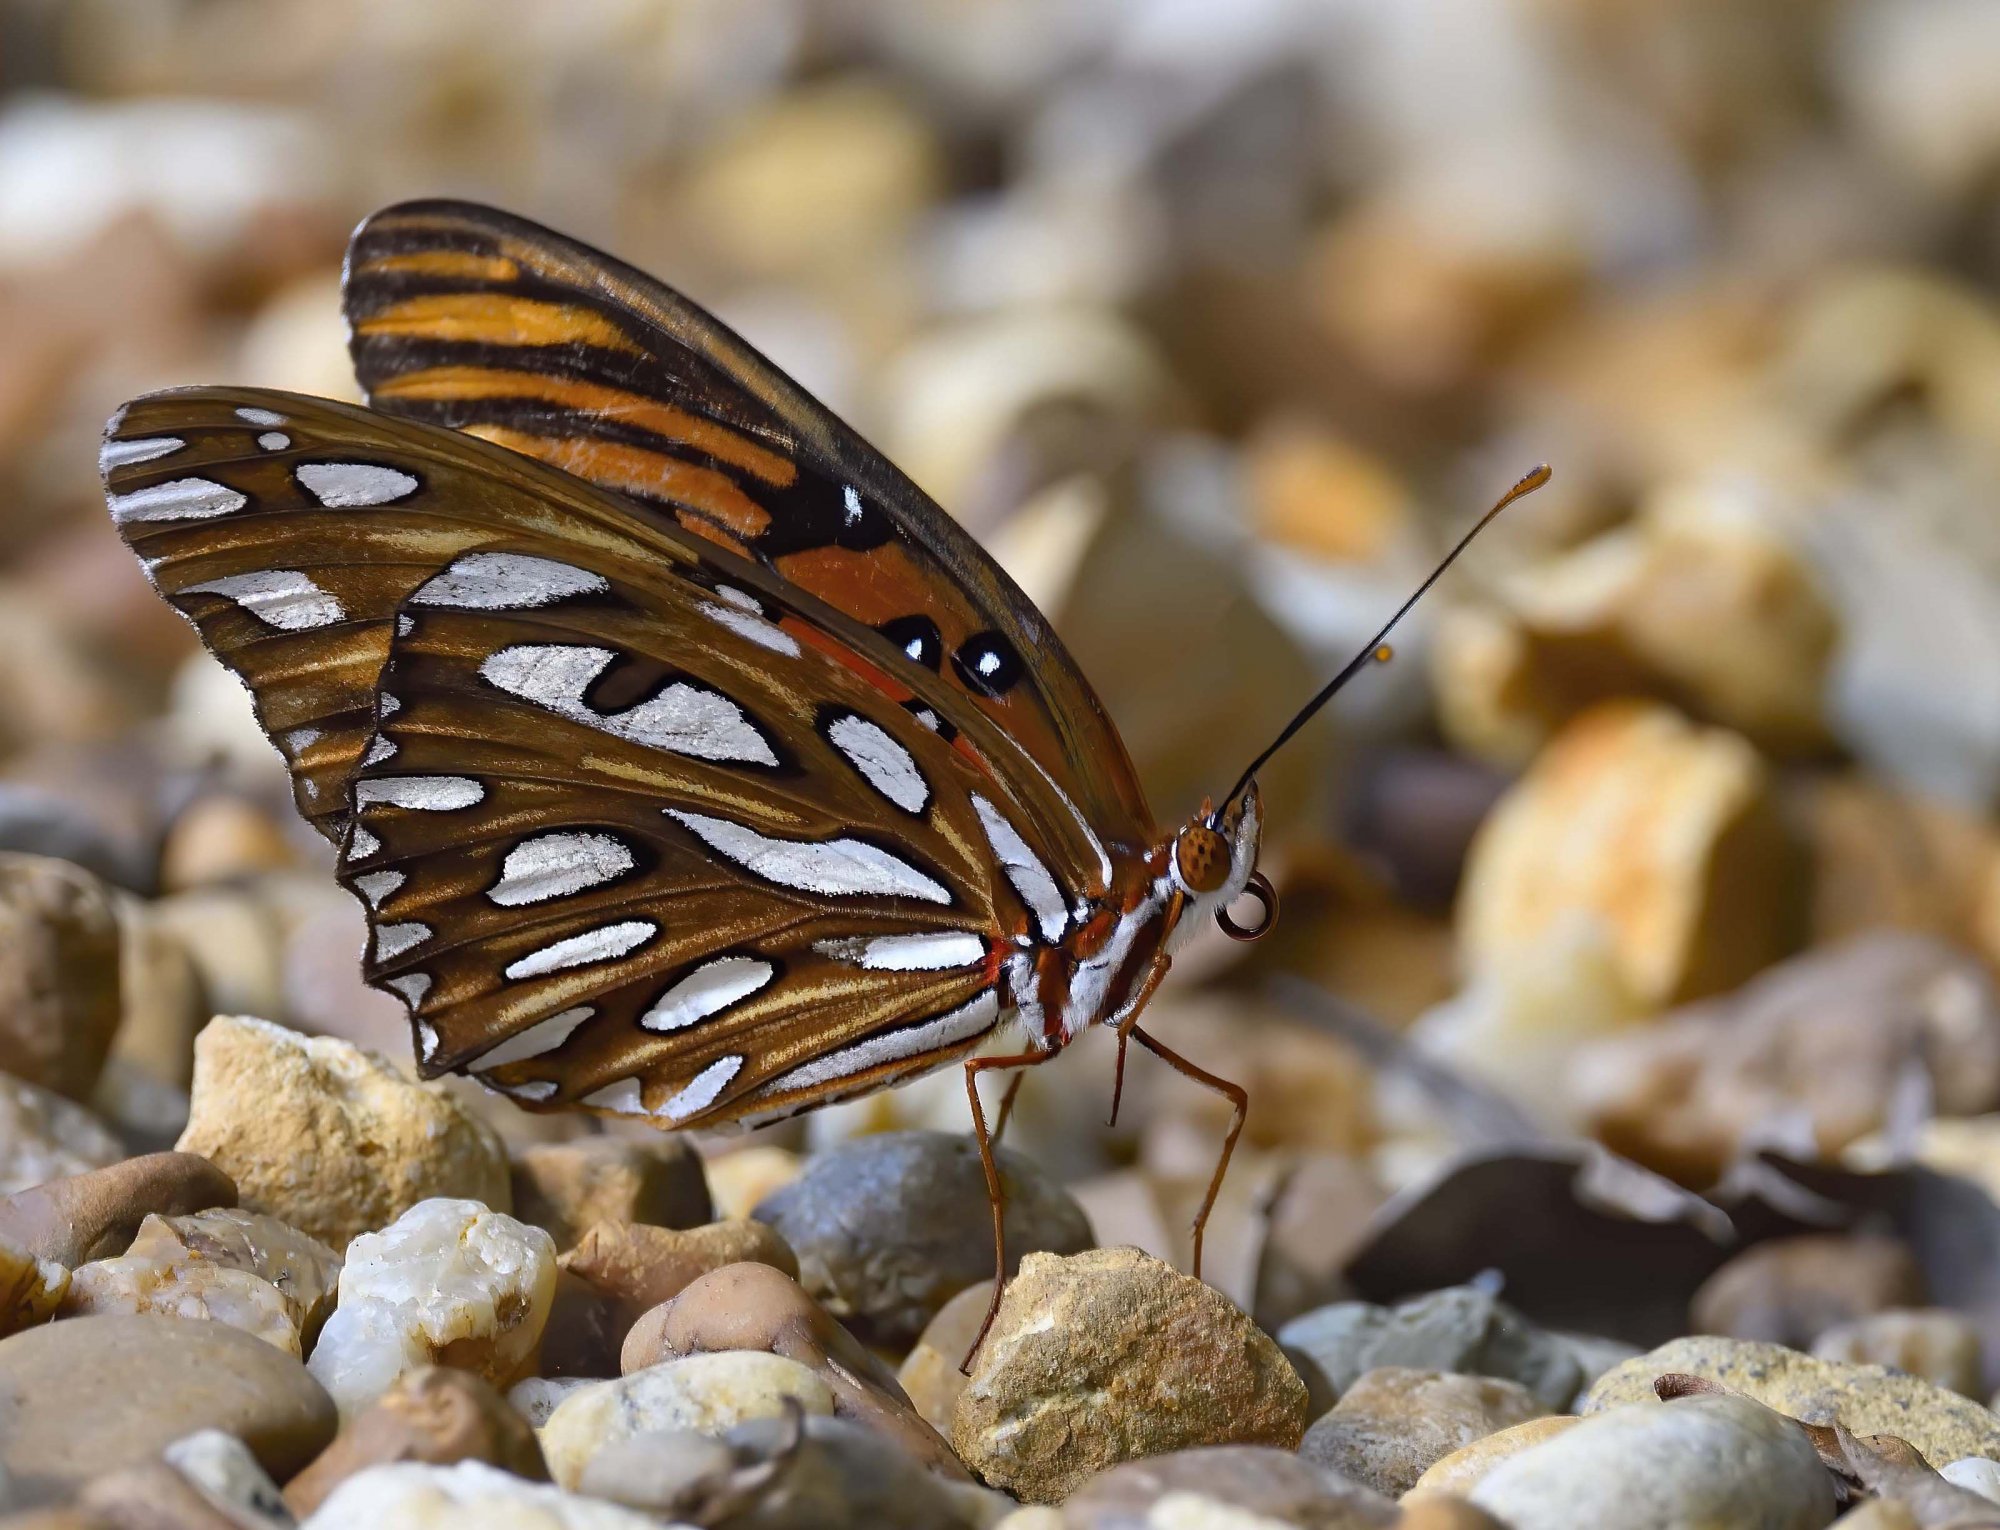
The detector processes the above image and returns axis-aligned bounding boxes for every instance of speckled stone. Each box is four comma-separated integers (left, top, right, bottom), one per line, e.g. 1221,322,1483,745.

1299,1367,1546,1497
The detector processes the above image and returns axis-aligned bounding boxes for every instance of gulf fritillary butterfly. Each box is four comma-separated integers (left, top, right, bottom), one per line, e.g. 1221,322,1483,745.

101,201,1544,1360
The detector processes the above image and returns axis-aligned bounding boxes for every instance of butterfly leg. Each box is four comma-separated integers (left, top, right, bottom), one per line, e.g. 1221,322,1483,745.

989,1070,1027,1148
961,1046,1061,1374
1106,954,1174,1129
1128,1024,1247,1282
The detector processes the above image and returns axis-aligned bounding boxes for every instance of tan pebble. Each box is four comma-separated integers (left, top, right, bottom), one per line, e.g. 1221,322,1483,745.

1396,1496,1511,1529
1408,1416,1582,1498
1814,1309,1986,1397
142,889,286,1026
108,899,206,1091
897,1279,993,1434
0,1151,236,1265
620,1259,963,1478
510,1138,711,1251
1690,1233,1923,1348
0,1236,67,1339
559,1218,796,1339
283,1365,547,1518
0,852,122,1100
1061,1444,1398,1529
158,794,300,892
700,1145,800,1221
951,1246,1308,1504
1301,1367,1547,1497
174,1015,509,1251
78,1459,244,1529
1829,1502,1921,1529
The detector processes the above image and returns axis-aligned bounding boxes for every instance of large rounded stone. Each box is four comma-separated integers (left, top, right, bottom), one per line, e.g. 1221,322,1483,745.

0,852,123,1101
174,1015,510,1251
951,1247,1309,1503
1299,1367,1547,1497
1469,1394,1836,1529
752,1131,1091,1347
0,1314,336,1505
1585,1336,2000,1468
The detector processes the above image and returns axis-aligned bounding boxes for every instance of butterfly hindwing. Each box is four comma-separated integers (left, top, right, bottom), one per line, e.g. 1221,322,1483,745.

343,199,1155,867
107,387,1105,1127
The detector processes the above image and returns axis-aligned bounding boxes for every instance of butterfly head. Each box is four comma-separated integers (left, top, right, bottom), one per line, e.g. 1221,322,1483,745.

1169,784,1272,943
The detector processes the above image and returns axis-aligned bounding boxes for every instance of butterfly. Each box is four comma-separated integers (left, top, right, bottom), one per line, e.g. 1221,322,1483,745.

102,200,1543,1357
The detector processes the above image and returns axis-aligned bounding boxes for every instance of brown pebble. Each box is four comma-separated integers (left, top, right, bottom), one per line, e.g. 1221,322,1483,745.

1396,1495,1512,1529
0,1153,236,1266
620,1261,965,1479
1690,1234,1923,1349
562,1218,797,1322
283,1365,547,1517
1301,1367,1546,1498
0,852,123,1101
511,1138,712,1251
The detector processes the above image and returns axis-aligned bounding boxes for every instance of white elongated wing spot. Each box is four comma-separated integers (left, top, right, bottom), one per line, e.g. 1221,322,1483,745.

411,553,609,611
100,436,183,470
481,643,776,765
640,956,774,1032
488,831,635,907
702,601,800,656
816,932,987,971
181,569,345,631
476,1006,595,1069
579,1078,647,1116
373,921,431,961
826,713,928,813
352,869,404,908
354,776,485,811
295,462,419,507
235,406,287,427
667,809,950,905
972,795,1068,942
758,991,998,1097
109,478,247,523
659,1055,745,1121
504,919,657,980
494,1079,558,1102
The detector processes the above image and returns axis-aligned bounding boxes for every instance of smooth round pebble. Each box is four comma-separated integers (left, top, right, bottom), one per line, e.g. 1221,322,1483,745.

0,1314,336,1505
0,1150,235,1266
299,1459,660,1529
1300,1366,1547,1497
753,1131,1091,1347
951,1246,1309,1504
510,1139,712,1251
1940,1457,2000,1503
1812,1309,1985,1397
898,1279,993,1434
1060,1444,1399,1529
560,1217,798,1324
539,1351,835,1489
1468,1394,1837,1530
0,851,123,1101
308,1198,556,1417
1409,1416,1582,1498
509,1375,604,1429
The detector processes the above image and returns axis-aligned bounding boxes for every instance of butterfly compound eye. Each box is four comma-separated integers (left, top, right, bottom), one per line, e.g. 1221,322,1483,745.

1174,826,1232,894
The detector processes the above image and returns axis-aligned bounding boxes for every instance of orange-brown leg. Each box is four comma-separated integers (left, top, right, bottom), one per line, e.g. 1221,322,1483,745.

962,1046,1061,1373
989,1070,1027,1148
1129,1024,1247,1281
1106,954,1174,1129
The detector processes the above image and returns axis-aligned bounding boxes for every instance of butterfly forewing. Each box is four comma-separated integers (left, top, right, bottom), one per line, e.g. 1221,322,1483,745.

110,386,1101,1128
343,199,1154,867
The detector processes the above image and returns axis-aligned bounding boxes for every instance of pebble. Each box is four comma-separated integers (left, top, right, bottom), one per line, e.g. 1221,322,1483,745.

307,1198,557,1418
538,1270,625,1379
702,1146,801,1222
1409,1416,1583,1497
560,1218,796,1323
1060,1444,1400,1529
583,1414,999,1529
1813,1309,1985,1397
162,1428,292,1528
1278,1285,1583,1418
1690,1234,1924,1348
1455,701,1800,1010
0,1237,66,1339
1941,1457,2000,1502
510,1138,712,1252
0,851,123,1100
538,1351,835,1490
0,1151,236,1265
284,1366,547,1517
145,888,287,1029
158,793,300,891
509,1376,603,1428
617,1260,963,1478
752,1130,1092,1347
63,1206,340,1355
897,1280,992,1433
76,1459,256,1530
298,1459,660,1529
175,1015,511,1251
1585,1336,2000,1467
1467,1394,1837,1530
0,1314,336,1505
1829,1503,1920,1529
951,1246,1309,1504
108,900,209,1090
0,1073,122,1194
1299,1366,1547,1498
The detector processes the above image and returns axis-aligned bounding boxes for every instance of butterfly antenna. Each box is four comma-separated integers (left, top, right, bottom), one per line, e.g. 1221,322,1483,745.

1221,464,1551,807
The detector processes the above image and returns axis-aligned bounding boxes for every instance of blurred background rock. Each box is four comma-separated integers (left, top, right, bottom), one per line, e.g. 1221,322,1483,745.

5,0,2000,1317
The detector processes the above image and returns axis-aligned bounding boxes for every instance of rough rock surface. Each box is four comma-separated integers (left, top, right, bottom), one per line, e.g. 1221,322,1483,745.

1299,1366,1547,1497
175,1015,511,1251
307,1197,557,1418
0,1073,123,1194
538,1351,835,1489
1585,1336,2000,1467
0,851,124,1100
0,1314,336,1505
950,1246,1309,1503
510,1138,712,1251
753,1130,1091,1347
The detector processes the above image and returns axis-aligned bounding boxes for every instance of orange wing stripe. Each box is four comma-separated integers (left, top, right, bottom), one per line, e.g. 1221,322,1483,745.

359,251,521,282
462,425,772,538
355,293,639,353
